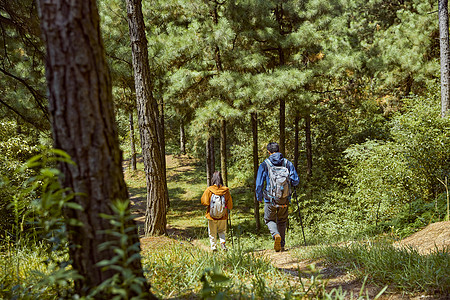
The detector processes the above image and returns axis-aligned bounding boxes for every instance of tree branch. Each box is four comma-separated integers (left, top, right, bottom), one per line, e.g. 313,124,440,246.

0,67,49,121
0,98,49,133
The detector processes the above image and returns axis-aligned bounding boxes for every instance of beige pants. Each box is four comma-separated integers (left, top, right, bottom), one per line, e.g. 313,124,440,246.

208,219,227,250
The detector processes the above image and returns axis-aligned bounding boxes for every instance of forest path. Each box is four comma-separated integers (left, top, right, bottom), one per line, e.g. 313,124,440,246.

125,154,448,300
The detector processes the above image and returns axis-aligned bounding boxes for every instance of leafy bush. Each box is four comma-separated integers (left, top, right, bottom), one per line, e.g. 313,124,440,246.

0,121,48,240
344,90,450,233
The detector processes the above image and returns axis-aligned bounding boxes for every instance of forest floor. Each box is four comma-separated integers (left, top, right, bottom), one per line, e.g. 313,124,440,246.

124,154,450,300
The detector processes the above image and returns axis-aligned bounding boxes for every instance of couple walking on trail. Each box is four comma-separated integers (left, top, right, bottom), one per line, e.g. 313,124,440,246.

201,142,299,252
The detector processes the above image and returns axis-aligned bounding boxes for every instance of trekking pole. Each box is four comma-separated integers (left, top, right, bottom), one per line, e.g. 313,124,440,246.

228,209,234,246
293,188,307,246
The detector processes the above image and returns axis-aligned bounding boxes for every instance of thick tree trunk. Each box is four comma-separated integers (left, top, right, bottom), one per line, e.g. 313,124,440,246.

126,0,167,236
305,113,312,180
220,119,228,186
180,118,186,155
439,0,450,117
251,112,261,231
37,0,149,296
294,114,299,172
129,112,137,171
279,99,286,155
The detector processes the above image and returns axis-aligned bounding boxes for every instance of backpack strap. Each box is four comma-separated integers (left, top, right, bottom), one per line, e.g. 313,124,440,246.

264,159,275,202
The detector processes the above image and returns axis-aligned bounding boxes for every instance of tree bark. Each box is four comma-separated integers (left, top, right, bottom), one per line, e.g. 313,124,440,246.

159,99,170,209
439,0,450,117
37,0,149,296
129,112,137,171
206,135,215,186
180,118,186,155
251,112,261,231
212,1,227,187
220,119,228,186
305,113,312,181
126,0,168,236
279,99,286,155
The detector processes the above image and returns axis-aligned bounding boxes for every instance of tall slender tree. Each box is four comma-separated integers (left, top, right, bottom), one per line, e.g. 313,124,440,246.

37,0,151,296
440,0,450,117
126,0,168,235
251,112,261,231
129,112,137,171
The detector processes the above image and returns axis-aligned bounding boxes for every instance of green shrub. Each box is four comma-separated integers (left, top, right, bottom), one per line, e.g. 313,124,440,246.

344,90,450,233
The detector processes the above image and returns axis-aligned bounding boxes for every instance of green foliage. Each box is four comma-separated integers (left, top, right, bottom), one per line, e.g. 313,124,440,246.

0,0,50,132
0,129,52,243
200,266,230,299
1,154,149,300
344,87,450,234
92,199,149,299
0,150,81,299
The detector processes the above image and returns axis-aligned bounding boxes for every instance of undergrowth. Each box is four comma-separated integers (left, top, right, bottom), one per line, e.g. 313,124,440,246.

304,240,450,296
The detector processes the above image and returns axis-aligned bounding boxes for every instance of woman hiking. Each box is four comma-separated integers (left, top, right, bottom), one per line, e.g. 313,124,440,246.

201,171,233,251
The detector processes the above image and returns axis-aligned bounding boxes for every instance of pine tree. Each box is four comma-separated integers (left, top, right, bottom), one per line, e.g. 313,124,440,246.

440,0,450,117
37,0,150,296
126,0,169,235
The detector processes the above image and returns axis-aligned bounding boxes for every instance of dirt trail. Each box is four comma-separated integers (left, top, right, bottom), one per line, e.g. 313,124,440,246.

126,155,449,300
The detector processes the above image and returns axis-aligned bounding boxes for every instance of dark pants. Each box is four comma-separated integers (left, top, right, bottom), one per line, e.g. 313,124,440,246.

264,202,288,247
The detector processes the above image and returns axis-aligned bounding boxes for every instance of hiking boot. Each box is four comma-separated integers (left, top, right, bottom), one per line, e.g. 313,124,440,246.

274,234,281,252
281,247,286,252
221,243,228,251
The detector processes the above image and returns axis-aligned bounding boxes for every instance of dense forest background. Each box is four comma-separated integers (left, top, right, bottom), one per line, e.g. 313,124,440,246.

1,0,450,298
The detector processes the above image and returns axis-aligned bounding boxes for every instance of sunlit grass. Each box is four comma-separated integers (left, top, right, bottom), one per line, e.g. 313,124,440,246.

296,239,450,295
143,241,307,299
0,242,71,299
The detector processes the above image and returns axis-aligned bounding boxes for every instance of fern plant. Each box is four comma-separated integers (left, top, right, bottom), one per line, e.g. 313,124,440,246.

91,199,150,300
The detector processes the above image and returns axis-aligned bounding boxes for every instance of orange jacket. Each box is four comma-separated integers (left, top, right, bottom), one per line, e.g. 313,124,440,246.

201,184,233,220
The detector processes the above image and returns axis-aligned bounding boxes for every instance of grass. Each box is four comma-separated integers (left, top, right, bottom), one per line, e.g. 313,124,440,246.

0,242,73,299
1,153,449,299
298,240,450,295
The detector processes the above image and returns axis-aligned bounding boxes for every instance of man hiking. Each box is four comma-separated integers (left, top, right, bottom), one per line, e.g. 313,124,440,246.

255,142,299,252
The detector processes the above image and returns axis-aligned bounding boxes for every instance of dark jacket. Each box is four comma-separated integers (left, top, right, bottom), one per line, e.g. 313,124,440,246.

255,152,299,203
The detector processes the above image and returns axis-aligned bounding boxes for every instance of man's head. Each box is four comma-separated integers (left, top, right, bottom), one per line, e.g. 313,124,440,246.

267,142,279,154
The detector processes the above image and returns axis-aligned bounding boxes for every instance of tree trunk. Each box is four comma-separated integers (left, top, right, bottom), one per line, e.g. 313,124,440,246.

159,99,170,208
37,0,150,296
251,112,261,231
129,112,137,171
159,99,167,173
220,119,228,186
294,114,299,172
212,1,226,187
206,135,215,186
210,136,215,180
439,0,450,117
180,118,186,155
126,0,167,236
279,99,286,155
305,113,312,181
